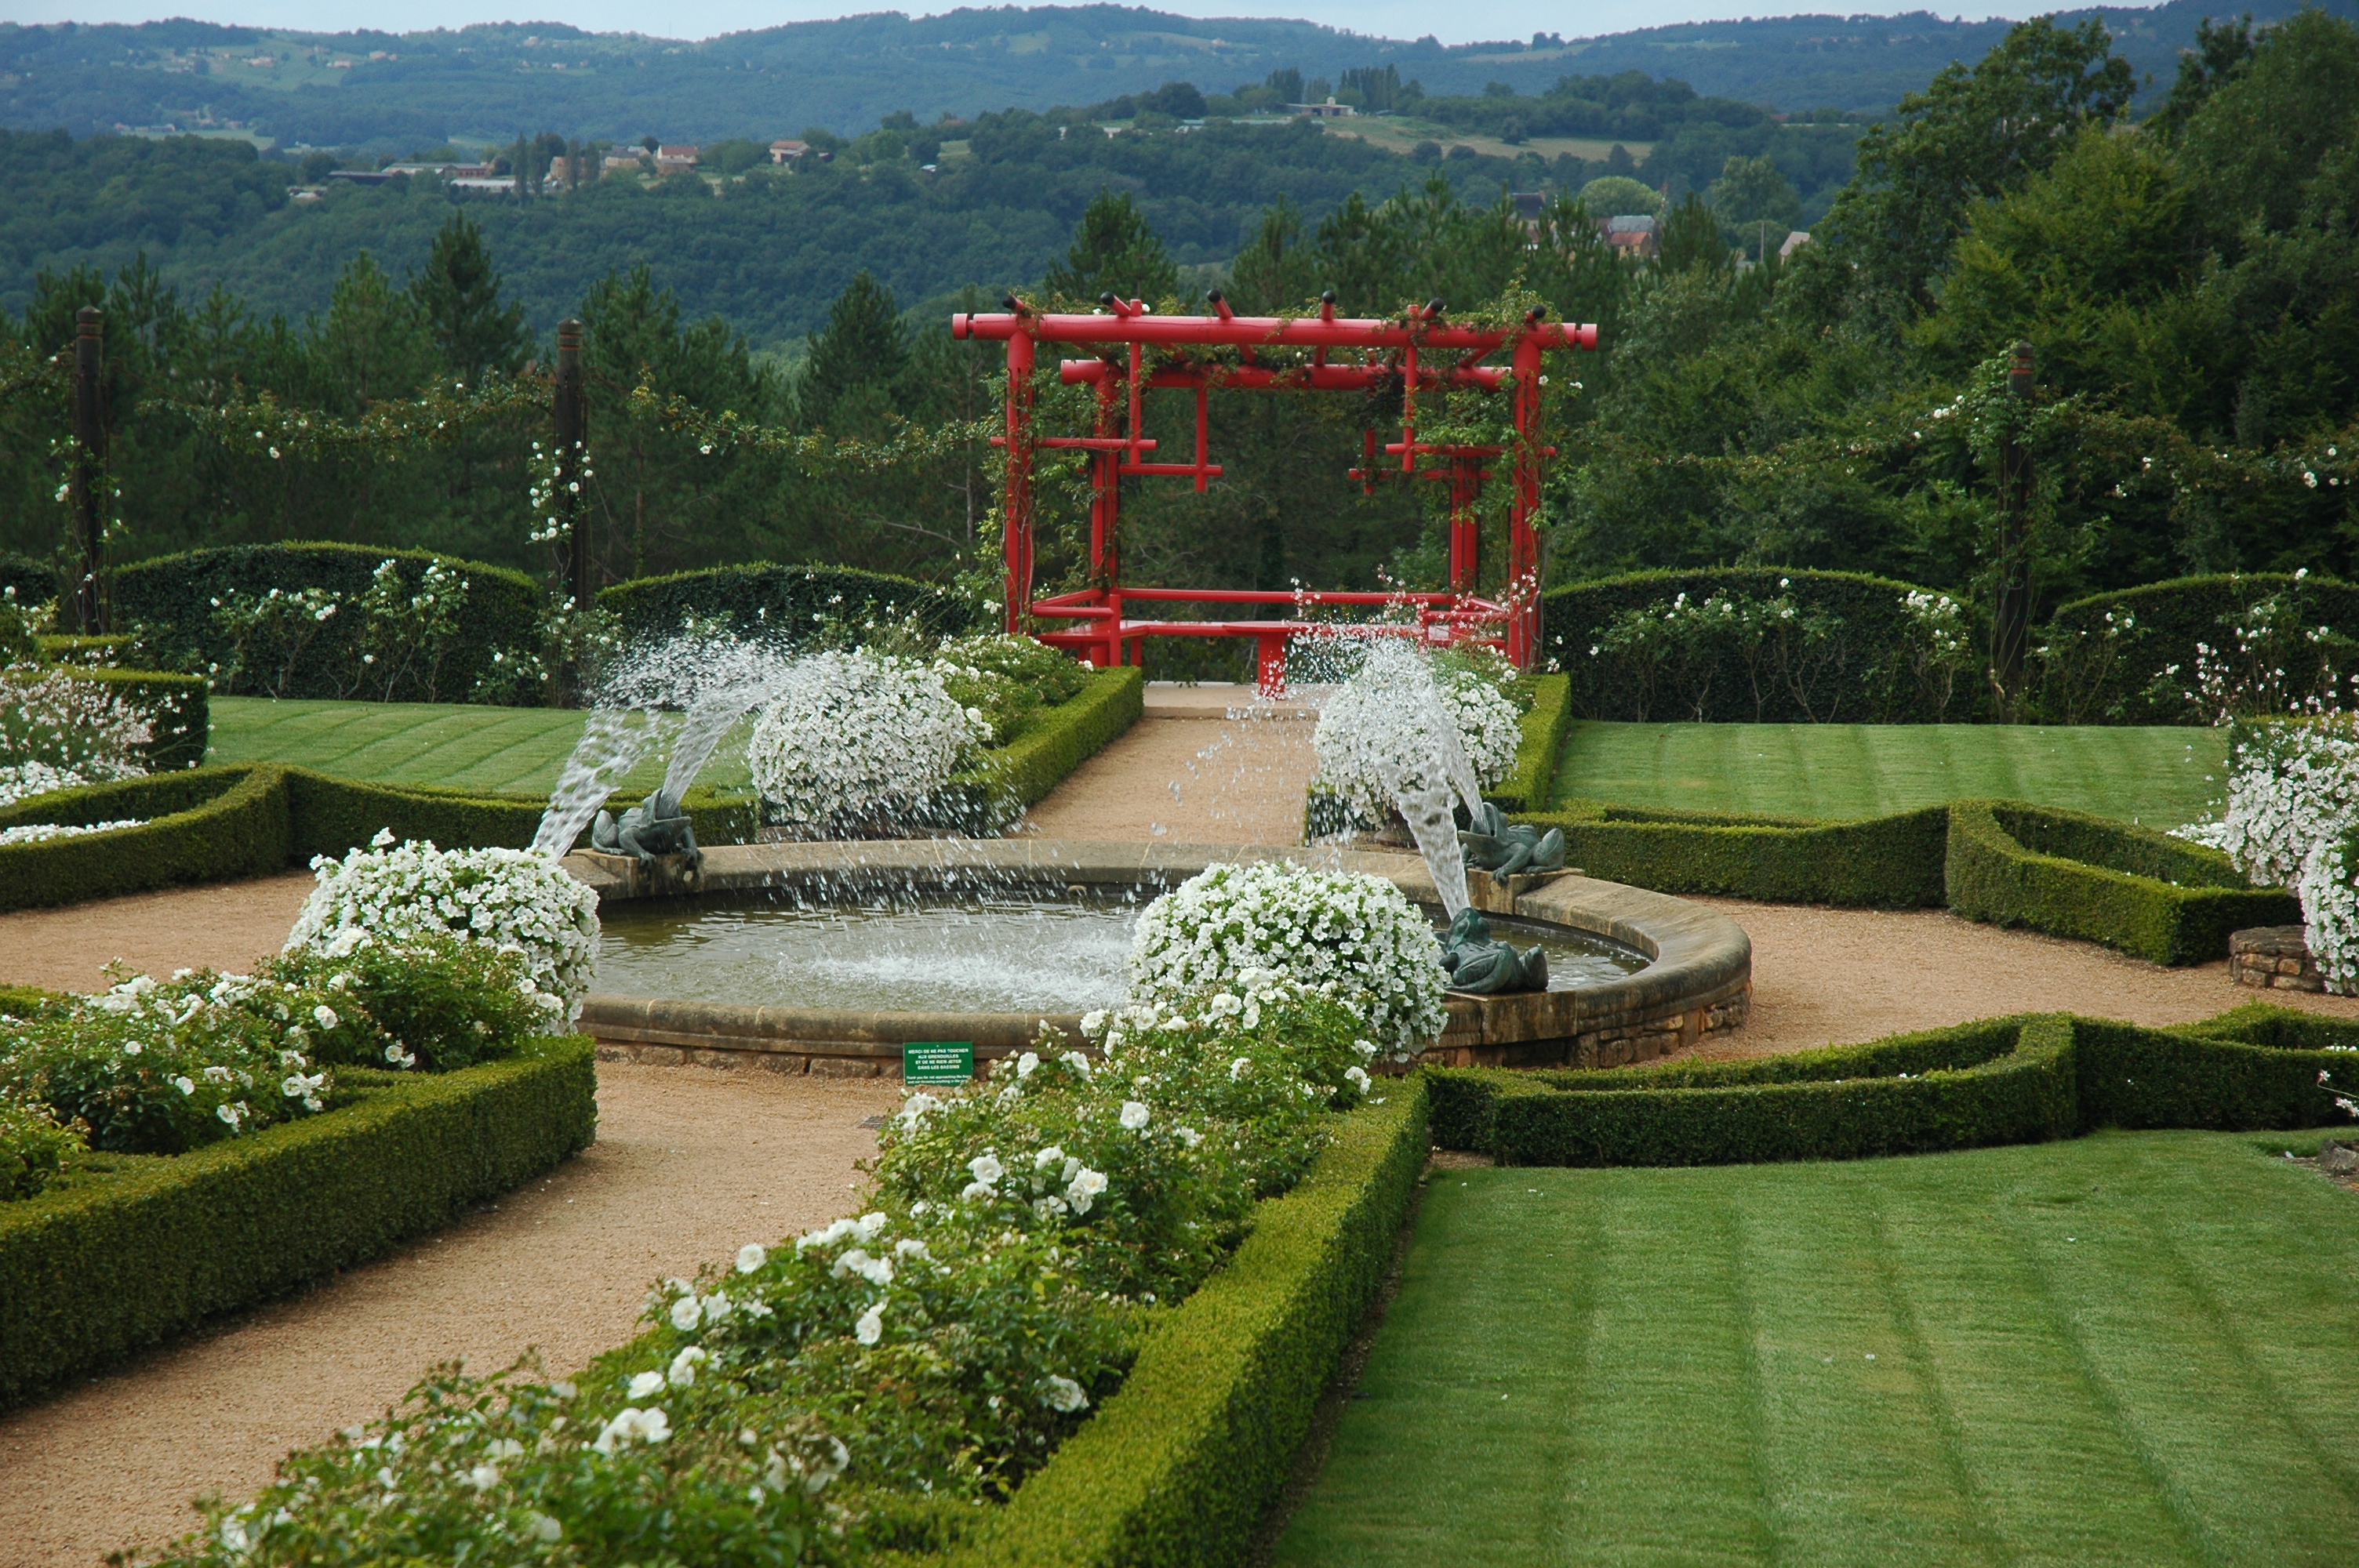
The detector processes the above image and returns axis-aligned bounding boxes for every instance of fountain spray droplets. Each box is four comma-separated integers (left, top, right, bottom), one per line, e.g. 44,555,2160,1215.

1307,637,1489,917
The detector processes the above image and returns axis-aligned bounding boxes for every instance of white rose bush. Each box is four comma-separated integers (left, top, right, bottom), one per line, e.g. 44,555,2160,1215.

1130,861,1448,1059
0,663,155,808
747,648,990,830
2194,715,2359,991
284,833,600,1017
157,967,1380,1564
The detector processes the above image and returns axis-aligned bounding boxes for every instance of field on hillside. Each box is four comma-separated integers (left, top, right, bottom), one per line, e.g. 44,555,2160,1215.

1320,116,1651,165
1554,722,2226,827
1274,1132,2359,1568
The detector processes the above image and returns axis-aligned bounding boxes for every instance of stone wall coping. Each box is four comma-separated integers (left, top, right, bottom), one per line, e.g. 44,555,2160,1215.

569,838,1752,1065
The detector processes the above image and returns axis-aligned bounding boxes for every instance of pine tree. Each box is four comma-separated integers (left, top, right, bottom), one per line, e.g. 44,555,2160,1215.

799,270,908,430
1040,191,1181,305
407,213,530,384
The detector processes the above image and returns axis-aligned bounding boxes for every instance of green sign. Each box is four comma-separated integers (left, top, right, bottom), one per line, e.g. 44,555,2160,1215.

903,1042,974,1086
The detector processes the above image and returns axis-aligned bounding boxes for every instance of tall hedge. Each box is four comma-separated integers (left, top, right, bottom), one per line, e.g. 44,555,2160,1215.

970,1083,1429,1568
0,550,54,604
1540,567,1968,724
1944,799,2297,964
598,562,979,644
0,1040,597,1410
110,542,542,704
1427,1007,2357,1166
2038,572,2359,724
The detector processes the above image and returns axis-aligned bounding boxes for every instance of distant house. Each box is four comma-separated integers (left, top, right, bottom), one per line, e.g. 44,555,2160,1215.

447,176,517,193
654,144,700,174
445,163,496,179
602,151,645,172
769,138,809,165
1604,214,1659,260
1290,97,1355,118
544,154,594,184
1779,230,1812,260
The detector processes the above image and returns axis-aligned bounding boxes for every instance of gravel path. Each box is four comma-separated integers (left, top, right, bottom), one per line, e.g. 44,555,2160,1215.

0,1064,899,1567
1020,683,1316,844
0,872,318,994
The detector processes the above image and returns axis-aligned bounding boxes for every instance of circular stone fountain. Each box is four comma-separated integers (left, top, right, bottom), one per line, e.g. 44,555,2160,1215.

567,840,1752,1076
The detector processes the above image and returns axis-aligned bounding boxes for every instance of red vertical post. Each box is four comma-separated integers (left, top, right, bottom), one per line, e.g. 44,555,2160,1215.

1256,630,1289,699
1089,368,1120,666
1448,455,1482,594
1507,332,1544,667
1001,328,1034,636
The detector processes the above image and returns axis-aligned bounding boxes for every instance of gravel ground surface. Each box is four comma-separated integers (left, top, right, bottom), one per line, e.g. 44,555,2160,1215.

0,1064,900,1568
0,873,317,994
1020,694,1317,845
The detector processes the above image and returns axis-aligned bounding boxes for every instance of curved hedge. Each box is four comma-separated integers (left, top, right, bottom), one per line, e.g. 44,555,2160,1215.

2039,572,2359,724
1944,799,2297,964
1523,799,1951,908
1541,567,1970,724
1427,1006,2356,1165
598,561,980,644
0,765,289,911
0,1038,596,1410
110,543,542,705
1489,673,1571,814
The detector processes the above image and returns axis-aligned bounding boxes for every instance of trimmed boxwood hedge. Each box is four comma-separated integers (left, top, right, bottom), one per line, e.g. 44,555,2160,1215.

1541,567,1966,724
0,765,289,912
928,666,1145,833
967,1079,1429,1568
1519,799,1952,908
598,561,980,645
109,543,543,705
0,1037,597,1410
1427,1007,2357,1166
2040,572,2359,724
1944,798,2297,964
1488,673,1570,814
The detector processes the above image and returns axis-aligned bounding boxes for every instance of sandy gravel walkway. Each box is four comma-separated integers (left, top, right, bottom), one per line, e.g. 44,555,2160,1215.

0,1065,899,1567
1020,682,1317,845
0,872,318,994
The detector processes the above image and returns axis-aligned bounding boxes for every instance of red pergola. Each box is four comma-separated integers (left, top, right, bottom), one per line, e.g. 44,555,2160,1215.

951,293,1597,691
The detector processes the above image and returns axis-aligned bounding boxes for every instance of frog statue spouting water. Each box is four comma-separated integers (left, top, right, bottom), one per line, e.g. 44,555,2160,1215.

1459,800,1567,877
1439,906,1550,994
591,785,703,870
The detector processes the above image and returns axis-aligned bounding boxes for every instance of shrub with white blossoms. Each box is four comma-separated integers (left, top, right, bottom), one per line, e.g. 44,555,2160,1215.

746,647,990,828
1311,641,1518,828
2195,716,2359,992
283,833,600,1017
0,664,154,807
1131,860,1448,1058
162,969,1382,1562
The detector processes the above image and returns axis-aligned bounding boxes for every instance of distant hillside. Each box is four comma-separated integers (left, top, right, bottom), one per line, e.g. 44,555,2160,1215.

5,0,2354,153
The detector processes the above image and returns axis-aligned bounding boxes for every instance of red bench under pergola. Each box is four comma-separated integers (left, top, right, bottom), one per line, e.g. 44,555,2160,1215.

951,292,1598,693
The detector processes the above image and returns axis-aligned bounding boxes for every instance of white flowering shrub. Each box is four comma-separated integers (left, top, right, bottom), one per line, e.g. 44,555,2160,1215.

2200,716,2359,993
0,817,144,847
0,664,153,807
161,967,1378,1560
746,648,989,828
1131,861,1448,1058
1311,643,1515,829
284,835,600,1017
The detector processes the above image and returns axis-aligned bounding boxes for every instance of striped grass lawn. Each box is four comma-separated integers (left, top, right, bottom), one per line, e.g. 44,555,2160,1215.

1554,721,2228,827
1273,1132,2359,1568
205,697,755,797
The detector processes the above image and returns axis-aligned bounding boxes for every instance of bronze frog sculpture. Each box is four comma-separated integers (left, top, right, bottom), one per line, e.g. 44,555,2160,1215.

1439,907,1550,994
592,786,703,869
1459,800,1567,877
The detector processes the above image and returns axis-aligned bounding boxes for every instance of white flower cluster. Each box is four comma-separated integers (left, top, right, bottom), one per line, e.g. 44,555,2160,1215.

2200,717,2359,993
0,666,154,806
744,648,988,827
1130,862,1447,1058
284,833,598,1015
0,816,145,846
1311,643,1513,826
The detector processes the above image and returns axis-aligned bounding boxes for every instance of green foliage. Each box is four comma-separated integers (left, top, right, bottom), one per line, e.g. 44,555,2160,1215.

0,1038,595,1411
2036,572,2359,724
0,764,291,913
268,931,558,1073
1488,672,1570,814
111,541,543,704
971,1083,1427,1567
1943,797,2295,964
1543,568,1965,723
1521,799,1954,907
932,666,1144,831
598,561,979,644
1041,190,1183,305
409,212,531,384
1427,1006,2359,1164
58,665,210,770
0,1089,82,1203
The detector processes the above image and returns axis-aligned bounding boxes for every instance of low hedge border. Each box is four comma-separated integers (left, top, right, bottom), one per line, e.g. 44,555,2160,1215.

1518,800,1952,908
1944,799,2298,964
0,1036,597,1410
1426,1007,2356,1166
969,1078,1429,1567
1489,673,1571,815
0,765,289,913
931,666,1145,832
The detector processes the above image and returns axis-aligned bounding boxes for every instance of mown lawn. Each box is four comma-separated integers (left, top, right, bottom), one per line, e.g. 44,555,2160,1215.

205,697,751,797
1274,1133,2359,1568
1554,721,2226,827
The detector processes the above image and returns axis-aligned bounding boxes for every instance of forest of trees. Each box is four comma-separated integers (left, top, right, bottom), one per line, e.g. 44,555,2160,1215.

0,12,2353,670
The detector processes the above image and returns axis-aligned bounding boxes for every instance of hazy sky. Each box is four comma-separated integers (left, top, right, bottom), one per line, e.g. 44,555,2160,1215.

7,2,2052,48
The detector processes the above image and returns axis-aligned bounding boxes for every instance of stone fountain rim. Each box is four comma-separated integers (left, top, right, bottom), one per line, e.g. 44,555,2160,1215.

565,839,1752,1069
